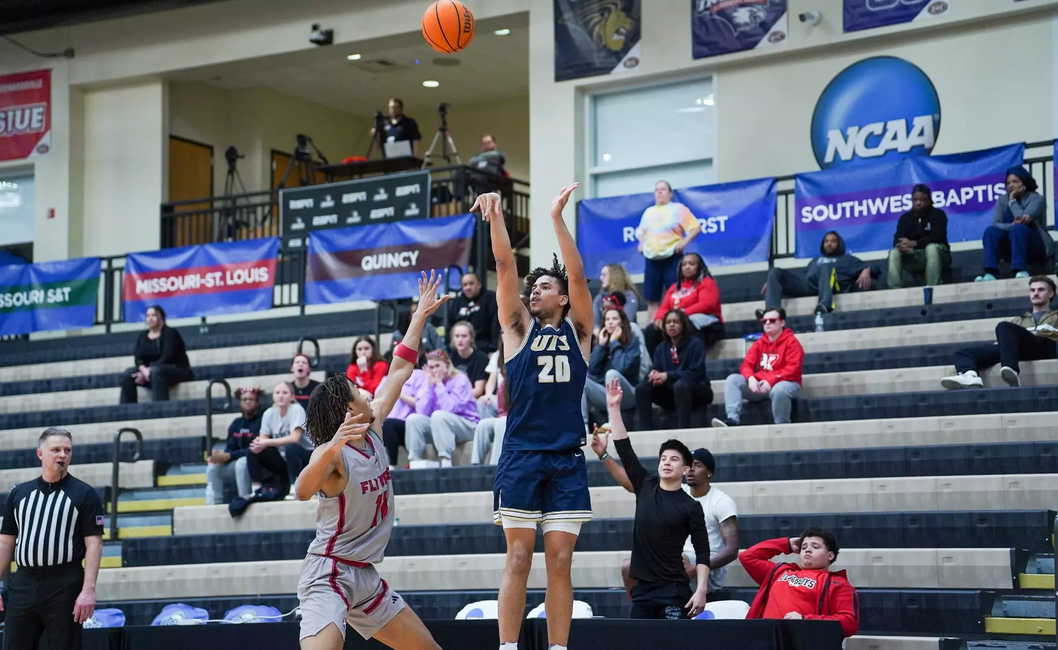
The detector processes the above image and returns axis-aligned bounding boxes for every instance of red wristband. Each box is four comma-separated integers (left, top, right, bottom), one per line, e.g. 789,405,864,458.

394,342,418,364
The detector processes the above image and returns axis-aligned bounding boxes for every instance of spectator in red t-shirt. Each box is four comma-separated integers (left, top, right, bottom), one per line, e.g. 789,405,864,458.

740,528,859,637
346,336,388,397
713,306,803,427
645,253,724,355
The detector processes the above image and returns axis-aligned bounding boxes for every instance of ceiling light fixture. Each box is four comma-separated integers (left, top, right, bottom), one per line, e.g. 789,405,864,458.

422,80,440,88
346,53,362,61
494,28,511,36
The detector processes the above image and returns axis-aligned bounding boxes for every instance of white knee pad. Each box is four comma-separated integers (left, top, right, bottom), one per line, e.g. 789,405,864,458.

541,521,582,536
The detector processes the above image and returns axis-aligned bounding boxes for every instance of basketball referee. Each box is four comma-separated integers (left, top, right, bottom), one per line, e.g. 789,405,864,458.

0,427,104,650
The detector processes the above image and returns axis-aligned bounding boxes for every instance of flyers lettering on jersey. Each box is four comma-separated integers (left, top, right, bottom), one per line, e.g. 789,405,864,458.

0,70,50,161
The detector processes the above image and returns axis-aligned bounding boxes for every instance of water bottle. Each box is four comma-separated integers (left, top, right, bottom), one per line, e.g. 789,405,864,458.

814,312,824,332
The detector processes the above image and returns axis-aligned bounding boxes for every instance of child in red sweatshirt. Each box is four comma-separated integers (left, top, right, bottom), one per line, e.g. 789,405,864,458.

739,528,859,637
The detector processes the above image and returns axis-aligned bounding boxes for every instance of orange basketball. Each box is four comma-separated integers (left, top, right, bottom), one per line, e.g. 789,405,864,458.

422,0,475,54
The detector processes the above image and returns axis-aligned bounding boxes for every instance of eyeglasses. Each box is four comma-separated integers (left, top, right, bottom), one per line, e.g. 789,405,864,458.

759,318,781,324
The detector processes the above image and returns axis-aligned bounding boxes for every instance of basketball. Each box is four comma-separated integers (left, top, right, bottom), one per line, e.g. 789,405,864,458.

422,0,475,54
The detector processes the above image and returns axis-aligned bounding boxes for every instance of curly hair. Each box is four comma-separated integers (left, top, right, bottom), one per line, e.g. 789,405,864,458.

304,374,355,448
524,254,570,317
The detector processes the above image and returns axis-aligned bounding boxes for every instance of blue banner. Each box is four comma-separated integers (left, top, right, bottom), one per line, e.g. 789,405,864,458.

124,238,279,321
692,0,788,59
793,143,1023,257
844,0,951,33
0,257,100,336
305,214,475,305
576,178,776,278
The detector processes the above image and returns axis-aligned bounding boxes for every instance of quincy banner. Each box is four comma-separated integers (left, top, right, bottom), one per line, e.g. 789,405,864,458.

305,213,475,305
0,70,51,162
692,0,788,59
843,0,951,33
123,238,279,321
576,178,776,278
793,143,1023,258
554,0,642,82
0,257,99,336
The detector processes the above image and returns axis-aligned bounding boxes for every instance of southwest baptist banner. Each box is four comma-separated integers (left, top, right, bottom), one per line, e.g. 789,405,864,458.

793,143,1023,258
0,257,100,336
576,178,776,278
843,0,951,33
305,213,475,305
123,238,279,321
554,0,641,82
0,70,51,161
692,0,788,60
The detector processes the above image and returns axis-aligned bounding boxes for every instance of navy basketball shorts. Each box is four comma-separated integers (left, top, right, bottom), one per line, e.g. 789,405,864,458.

493,449,592,530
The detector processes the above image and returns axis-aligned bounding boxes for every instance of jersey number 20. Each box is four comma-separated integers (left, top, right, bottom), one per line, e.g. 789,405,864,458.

537,355,571,383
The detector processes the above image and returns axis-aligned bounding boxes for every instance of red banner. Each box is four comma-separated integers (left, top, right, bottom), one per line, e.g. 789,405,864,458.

0,70,51,162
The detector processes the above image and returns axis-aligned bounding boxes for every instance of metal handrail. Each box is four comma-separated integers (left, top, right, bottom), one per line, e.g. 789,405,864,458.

375,300,400,348
204,379,232,458
296,337,320,368
1053,511,1057,625
109,427,143,541
443,265,465,335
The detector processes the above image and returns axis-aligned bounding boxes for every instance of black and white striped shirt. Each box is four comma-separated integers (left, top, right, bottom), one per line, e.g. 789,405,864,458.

0,474,104,568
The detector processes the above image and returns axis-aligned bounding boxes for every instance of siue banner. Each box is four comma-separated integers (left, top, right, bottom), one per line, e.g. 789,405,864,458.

305,213,475,305
0,256,100,336
692,0,789,60
793,143,1023,257
576,178,776,279
843,0,951,33
123,238,279,321
0,69,51,161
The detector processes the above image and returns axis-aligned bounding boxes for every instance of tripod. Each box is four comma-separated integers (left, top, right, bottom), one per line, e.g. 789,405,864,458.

278,134,329,189
221,147,249,241
421,108,461,168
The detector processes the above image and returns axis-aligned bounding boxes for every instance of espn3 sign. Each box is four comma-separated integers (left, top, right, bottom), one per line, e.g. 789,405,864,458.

810,56,940,169
0,70,51,162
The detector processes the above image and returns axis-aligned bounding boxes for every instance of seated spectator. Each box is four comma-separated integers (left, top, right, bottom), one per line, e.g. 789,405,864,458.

405,350,480,467
635,310,712,431
467,133,507,178
593,263,640,333
449,321,489,398
762,231,879,314
645,253,724,355
205,387,261,505
942,275,1057,389
380,365,428,469
600,292,652,383
390,297,445,359
446,272,499,352
120,305,194,403
714,307,804,427
472,343,509,465
249,382,310,485
477,348,502,418
888,184,951,288
584,305,640,422
636,180,702,315
346,336,389,398
977,166,1053,281
740,528,859,637
289,354,319,408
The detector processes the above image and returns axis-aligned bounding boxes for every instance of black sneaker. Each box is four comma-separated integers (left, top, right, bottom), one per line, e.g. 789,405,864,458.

711,417,739,428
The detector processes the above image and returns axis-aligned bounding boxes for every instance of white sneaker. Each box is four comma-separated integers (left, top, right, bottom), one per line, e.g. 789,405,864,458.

1000,366,1021,387
440,458,452,468
941,371,983,390
711,417,729,428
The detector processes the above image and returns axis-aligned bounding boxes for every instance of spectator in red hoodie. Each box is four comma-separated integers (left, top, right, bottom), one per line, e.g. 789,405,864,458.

713,306,803,427
645,253,724,355
739,528,859,638
346,336,389,397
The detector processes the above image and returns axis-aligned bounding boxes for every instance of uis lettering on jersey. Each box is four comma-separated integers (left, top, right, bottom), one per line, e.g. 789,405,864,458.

360,468,392,495
529,333,571,353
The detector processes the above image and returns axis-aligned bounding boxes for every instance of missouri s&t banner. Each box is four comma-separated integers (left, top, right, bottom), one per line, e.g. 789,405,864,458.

123,238,279,321
0,257,99,336
0,70,50,161
843,0,951,33
305,213,475,305
576,178,776,278
692,0,788,59
554,0,642,82
794,143,1023,257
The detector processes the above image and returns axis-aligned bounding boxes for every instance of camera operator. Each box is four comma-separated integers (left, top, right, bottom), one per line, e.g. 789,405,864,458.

468,134,506,177
377,97,421,157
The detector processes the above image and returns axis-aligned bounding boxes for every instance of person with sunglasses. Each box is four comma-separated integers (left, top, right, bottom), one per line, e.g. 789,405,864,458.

713,307,803,427
634,310,712,431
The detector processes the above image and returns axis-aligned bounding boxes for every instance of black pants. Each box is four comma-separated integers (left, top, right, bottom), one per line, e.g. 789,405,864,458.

635,379,713,430
4,564,84,650
953,322,1058,374
247,446,290,497
119,364,194,403
282,443,312,485
382,418,406,467
628,581,691,620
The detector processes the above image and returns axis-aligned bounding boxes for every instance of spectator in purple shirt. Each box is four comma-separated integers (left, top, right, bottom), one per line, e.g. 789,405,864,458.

404,349,481,468
380,367,427,469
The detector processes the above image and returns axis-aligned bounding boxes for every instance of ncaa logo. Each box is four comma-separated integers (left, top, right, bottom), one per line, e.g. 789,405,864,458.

810,56,940,169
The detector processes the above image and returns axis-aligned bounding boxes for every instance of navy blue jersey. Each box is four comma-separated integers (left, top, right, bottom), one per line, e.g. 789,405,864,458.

503,317,587,452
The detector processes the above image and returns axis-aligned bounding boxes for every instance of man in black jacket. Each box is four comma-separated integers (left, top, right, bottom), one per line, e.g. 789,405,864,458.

205,387,262,505
446,272,499,352
761,231,879,314
887,184,951,288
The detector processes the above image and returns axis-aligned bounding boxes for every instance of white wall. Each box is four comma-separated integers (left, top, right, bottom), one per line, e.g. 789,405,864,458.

445,94,530,181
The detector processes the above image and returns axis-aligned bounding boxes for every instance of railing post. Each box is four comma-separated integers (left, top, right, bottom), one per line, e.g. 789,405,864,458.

444,266,464,335
296,337,321,368
110,427,143,541
204,380,232,459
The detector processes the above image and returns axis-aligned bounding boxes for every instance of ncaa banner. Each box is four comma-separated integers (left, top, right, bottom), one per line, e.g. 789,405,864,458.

0,70,50,161
692,0,788,59
843,0,951,33
306,213,474,305
123,238,279,321
0,257,100,336
576,178,776,278
554,0,642,82
794,143,1023,257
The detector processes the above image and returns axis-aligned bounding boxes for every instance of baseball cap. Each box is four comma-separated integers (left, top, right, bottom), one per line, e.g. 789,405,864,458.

691,448,715,472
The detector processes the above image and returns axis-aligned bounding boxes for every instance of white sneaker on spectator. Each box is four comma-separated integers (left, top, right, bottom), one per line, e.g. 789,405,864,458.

1000,366,1021,387
440,458,452,468
941,370,983,390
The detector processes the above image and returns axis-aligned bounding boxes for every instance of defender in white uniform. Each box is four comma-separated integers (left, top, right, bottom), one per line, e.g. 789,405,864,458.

296,271,449,650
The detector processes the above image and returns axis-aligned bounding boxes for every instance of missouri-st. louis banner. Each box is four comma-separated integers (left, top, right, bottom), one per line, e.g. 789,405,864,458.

305,213,475,305
843,0,951,33
577,178,776,278
123,238,279,321
0,70,51,161
793,143,1023,257
0,257,99,336
692,0,788,59
554,0,642,82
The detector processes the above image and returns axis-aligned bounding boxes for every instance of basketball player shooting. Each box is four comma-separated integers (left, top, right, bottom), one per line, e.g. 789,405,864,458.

472,185,594,650
296,270,448,650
